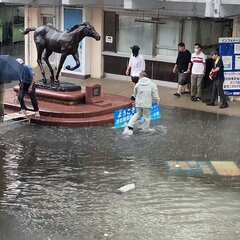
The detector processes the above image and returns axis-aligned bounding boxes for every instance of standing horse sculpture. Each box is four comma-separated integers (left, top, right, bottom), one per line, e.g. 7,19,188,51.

23,22,101,85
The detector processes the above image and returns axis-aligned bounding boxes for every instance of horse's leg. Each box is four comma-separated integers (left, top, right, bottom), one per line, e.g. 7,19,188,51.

43,50,54,84
66,51,80,71
36,45,47,84
55,54,67,84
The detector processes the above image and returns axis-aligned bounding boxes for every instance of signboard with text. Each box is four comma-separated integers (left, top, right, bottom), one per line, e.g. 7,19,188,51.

219,37,240,96
114,103,161,129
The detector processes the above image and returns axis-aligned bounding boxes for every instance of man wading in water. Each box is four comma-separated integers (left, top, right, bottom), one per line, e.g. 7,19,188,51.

123,71,160,136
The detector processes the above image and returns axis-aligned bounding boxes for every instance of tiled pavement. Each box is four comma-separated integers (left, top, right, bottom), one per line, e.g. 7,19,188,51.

4,71,240,118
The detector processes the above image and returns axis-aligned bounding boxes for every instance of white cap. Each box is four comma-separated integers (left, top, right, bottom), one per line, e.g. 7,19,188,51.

16,58,24,64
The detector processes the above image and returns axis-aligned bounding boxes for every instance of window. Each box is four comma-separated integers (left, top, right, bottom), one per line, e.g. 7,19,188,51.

63,8,83,73
199,19,232,54
117,15,153,55
0,5,25,59
156,20,181,57
42,15,54,25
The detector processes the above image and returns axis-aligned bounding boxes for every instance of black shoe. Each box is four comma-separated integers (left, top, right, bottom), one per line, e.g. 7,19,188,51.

191,96,196,102
219,103,228,109
206,102,215,106
174,92,180,97
130,95,135,101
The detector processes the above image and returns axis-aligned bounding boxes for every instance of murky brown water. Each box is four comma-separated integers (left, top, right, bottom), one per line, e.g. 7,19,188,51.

0,106,240,240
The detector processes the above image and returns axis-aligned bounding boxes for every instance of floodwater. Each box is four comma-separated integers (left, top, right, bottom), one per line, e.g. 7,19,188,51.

0,106,240,240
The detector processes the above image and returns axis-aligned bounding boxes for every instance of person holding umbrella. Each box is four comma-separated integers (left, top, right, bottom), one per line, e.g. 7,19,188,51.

16,58,40,118
0,54,25,122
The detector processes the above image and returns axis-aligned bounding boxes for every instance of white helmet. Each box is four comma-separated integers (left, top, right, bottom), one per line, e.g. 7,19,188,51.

16,58,24,65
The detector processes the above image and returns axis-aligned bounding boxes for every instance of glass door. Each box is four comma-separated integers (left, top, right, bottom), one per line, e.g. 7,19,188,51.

63,8,83,74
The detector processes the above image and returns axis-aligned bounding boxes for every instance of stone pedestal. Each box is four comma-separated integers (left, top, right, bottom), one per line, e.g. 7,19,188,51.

14,85,85,105
35,80,81,92
85,84,103,104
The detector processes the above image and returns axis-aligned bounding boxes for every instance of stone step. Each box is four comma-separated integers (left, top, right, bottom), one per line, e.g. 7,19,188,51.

4,88,132,127
5,101,131,119
31,113,114,127
4,89,131,119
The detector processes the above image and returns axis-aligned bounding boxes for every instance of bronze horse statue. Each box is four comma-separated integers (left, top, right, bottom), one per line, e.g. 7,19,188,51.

23,22,101,84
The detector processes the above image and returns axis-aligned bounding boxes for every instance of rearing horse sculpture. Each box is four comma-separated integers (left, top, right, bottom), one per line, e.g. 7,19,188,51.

23,22,101,84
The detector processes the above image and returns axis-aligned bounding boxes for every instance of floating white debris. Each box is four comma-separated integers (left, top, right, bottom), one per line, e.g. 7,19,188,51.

117,183,135,193
175,164,180,168
104,171,109,174
104,233,108,237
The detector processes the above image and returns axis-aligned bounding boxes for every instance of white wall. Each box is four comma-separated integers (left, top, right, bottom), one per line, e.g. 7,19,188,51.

84,7,104,78
24,6,41,67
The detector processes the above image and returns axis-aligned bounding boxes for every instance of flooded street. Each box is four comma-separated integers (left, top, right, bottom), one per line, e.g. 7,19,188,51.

0,106,240,240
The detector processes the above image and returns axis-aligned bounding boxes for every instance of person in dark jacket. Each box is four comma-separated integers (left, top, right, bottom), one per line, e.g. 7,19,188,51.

206,50,228,109
173,42,191,97
16,58,40,117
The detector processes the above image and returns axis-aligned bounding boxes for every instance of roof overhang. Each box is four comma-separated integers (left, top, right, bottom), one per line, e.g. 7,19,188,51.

1,0,240,18
0,0,61,6
62,0,123,9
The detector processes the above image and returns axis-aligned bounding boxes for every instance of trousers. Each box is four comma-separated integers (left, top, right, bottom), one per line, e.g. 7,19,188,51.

128,107,151,130
191,74,204,98
211,79,227,104
18,83,39,111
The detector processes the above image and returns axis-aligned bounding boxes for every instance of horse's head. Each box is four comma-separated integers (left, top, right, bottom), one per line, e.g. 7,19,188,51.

82,22,101,41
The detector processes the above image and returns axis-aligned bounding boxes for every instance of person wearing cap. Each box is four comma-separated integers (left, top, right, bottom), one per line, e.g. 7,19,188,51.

126,45,145,84
206,50,228,109
16,58,40,117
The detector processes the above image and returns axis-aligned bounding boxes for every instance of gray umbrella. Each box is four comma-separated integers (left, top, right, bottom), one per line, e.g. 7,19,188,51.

0,55,24,83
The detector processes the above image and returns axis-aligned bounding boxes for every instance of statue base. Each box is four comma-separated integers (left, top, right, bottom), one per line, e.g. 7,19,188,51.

35,80,81,92
5,86,132,127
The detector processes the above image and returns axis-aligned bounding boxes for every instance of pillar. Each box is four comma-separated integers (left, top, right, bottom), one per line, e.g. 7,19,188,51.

24,6,41,67
232,16,240,37
89,8,104,79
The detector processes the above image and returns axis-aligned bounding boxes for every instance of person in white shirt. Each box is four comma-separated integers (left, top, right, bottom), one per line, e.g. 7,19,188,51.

190,43,206,102
123,71,160,136
126,45,145,84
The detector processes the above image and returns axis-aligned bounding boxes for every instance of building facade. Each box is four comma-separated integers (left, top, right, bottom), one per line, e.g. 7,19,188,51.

1,0,240,83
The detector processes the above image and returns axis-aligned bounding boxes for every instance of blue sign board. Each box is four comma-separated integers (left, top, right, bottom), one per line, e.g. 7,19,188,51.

114,103,161,129
219,37,240,96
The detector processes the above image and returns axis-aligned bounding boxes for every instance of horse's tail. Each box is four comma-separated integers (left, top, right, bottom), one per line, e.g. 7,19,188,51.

23,27,36,35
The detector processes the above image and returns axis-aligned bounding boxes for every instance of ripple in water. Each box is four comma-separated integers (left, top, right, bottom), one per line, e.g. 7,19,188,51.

0,107,240,240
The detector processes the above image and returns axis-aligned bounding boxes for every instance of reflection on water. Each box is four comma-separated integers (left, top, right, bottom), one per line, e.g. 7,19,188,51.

0,106,240,240
165,160,240,176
